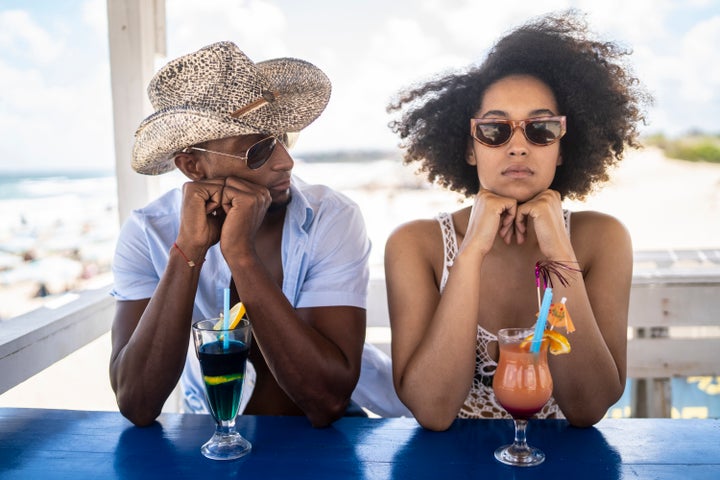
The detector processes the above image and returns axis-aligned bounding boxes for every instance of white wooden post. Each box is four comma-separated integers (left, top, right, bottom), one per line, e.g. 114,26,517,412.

106,0,181,412
107,0,167,225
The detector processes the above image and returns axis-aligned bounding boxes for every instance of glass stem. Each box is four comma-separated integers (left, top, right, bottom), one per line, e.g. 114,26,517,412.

217,419,237,435
513,419,529,449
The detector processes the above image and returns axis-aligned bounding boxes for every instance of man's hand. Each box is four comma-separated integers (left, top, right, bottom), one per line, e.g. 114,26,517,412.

176,176,274,261
218,176,272,258
177,179,226,257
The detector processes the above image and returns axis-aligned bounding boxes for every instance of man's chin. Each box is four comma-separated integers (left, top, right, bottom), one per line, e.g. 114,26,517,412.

268,194,291,213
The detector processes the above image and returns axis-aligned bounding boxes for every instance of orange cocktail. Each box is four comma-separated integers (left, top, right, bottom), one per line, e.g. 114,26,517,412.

493,341,553,419
492,327,553,467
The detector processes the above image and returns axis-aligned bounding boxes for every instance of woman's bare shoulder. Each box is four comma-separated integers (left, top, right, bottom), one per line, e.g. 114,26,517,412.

569,210,633,259
387,217,442,245
570,210,630,236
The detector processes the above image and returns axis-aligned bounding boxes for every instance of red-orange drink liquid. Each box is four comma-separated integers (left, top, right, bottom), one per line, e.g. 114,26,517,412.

493,341,553,420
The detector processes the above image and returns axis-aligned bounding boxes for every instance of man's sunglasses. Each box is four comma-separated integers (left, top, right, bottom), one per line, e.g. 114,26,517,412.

183,136,282,170
470,116,566,147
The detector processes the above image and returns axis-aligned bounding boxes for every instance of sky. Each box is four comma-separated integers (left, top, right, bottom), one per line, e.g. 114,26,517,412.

1,0,719,171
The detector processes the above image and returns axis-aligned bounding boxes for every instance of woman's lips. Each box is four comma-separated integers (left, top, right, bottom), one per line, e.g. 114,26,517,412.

502,166,533,178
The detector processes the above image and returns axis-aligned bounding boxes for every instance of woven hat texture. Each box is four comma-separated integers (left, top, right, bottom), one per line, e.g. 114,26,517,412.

132,41,331,175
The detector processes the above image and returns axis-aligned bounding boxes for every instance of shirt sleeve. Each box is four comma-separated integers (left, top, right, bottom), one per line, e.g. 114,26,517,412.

295,198,371,309
110,212,161,301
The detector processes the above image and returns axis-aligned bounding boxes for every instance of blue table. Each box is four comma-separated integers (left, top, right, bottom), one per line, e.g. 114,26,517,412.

1,408,718,479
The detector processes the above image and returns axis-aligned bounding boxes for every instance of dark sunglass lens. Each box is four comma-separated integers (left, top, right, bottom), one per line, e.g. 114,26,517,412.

525,120,562,145
475,123,512,146
246,137,277,169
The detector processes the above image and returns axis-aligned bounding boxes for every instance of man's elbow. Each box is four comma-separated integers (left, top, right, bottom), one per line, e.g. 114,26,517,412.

304,394,351,428
116,391,161,427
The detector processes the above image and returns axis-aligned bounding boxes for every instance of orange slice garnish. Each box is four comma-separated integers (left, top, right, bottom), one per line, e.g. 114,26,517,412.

520,330,571,355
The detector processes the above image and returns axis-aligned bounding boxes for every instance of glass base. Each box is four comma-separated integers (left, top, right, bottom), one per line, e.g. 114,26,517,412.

494,443,545,467
201,430,252,461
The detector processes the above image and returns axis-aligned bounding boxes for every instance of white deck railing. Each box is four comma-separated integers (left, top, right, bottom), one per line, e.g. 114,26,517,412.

0,286,114,395
2,249,719,417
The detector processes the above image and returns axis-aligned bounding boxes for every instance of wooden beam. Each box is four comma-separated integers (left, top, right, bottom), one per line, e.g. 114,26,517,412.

629,283,720,328
627,338,720,378
107,0,166,225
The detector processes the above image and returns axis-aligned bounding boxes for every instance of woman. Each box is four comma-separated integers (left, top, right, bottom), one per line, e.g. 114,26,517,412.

384,11,650,430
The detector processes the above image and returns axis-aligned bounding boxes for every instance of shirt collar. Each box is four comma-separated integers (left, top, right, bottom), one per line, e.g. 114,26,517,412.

287,176,314,232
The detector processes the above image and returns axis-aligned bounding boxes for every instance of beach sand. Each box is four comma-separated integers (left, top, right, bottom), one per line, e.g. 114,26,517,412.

1,147,719,412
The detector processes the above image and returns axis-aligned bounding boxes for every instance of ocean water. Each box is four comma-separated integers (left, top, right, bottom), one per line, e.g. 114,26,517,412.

0,170,116,200
0,170,118,236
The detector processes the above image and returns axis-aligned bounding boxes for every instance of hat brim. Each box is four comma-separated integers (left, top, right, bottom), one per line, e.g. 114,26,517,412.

131,110,259,175
132,55,331,175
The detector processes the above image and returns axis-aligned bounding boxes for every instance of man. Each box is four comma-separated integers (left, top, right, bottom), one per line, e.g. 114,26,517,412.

109,42,370,428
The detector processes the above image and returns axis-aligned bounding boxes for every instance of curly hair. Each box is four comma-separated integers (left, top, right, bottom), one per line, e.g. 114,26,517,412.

387,10,651,200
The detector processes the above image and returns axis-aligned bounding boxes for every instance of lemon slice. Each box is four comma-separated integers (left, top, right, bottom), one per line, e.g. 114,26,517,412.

203,373,244,386
213,302,246,330
520,330,571,355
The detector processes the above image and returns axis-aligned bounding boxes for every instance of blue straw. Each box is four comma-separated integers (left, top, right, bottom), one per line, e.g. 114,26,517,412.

222,287,230,349
531,287,553,353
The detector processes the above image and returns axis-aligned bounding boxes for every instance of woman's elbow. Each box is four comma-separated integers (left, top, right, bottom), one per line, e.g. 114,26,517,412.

407,401,456,431
395,382,457,431
415,413,455,432
565,409,605,428
564,394,620,427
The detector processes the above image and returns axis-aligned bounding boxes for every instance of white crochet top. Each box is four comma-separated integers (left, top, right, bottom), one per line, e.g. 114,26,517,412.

436,211,571,419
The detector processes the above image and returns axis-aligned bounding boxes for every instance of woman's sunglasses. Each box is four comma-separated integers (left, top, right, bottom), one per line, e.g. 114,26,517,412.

470,116,566,147
183,135,282,170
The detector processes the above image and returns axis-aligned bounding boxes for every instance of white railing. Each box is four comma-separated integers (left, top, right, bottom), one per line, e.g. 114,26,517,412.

0,285,114,395
1,249,719,417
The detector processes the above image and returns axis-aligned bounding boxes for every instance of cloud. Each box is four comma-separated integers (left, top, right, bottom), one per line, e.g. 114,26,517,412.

0,2,113,171
165,0,288,59
81,0,109,38
424,0,570,52
679,15,720,102
0,9,63,65
581,0,674,44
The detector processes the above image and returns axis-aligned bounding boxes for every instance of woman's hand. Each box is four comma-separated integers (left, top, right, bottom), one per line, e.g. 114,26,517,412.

461,189,518,255
465,189,571,258
514,189,573,259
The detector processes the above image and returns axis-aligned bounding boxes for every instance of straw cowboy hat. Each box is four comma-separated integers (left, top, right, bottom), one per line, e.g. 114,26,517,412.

131,41,332,175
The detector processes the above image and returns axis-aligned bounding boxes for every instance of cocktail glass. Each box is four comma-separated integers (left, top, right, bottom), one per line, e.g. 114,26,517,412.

492,327,553,467
192,317,252,460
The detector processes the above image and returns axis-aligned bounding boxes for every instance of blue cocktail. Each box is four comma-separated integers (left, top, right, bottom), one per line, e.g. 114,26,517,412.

192,317,252,460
